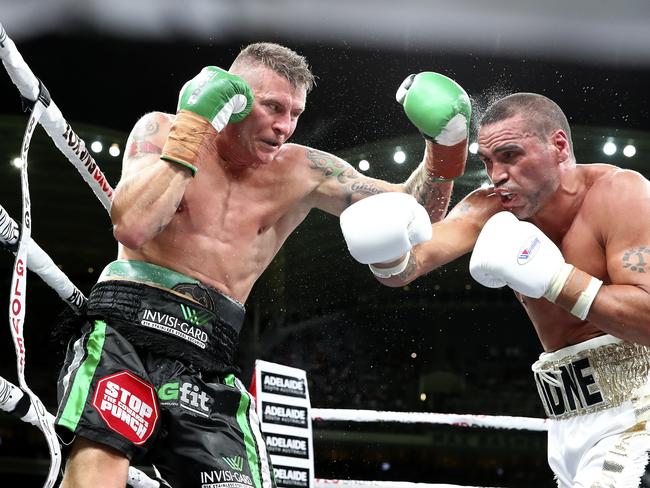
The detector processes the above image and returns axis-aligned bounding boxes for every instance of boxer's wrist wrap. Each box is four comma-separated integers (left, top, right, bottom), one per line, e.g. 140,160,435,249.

160,155,198,176
369,252,410,278
424,139,468,181
544,264,603,320
544,263,574,302
160,110,217,176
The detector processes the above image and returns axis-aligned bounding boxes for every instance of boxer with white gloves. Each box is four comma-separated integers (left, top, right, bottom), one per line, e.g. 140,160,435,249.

357,91,650,487
340,193,431,278
470,211,602,320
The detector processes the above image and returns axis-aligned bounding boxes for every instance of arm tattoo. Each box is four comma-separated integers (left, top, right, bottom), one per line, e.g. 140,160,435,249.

138,120,160,138
128,120,162,158
394,252,418,282
455,203,472,214
404,164,451,209
343,181,386,207
447,202,472,219
128,140,163,159
350,181,384,197
622,246,650,273
307,148,387,205
307,148,359,184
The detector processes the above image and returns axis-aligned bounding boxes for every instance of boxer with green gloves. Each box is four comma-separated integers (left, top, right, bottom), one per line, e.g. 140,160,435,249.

57,42,472,488
161,66,254,175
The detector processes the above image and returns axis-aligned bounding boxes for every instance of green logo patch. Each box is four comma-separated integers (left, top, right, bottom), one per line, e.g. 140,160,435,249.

180,303,212,326
223,455,244,471
158,382,179,400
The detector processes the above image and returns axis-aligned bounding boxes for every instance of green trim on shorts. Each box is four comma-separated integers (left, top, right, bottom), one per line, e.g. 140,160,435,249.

226,374,262,488
99,260,200,289
58,320,107,431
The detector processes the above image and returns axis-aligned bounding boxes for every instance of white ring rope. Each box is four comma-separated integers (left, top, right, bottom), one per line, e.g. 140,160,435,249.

125,406,544,488
0,20,104,487
0,375,57,428
126,470,498,488
0,204,86,311
315,480,496,488
312,408,548,432
0,22,113,210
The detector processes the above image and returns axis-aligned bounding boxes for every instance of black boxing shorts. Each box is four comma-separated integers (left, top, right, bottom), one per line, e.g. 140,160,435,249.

55,260,275,488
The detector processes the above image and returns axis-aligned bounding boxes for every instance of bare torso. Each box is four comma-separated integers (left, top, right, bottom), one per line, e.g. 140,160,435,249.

422,164,640,352
118,139,319,302
114,108,407,303
515,165,619,351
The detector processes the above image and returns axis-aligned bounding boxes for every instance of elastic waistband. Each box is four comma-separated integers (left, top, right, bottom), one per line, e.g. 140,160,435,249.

87,279,241,375
532,334,650,420
99,260,245,330
100,259,199,289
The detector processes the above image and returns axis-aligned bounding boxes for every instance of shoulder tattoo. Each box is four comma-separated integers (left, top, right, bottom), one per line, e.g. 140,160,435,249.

622,246,650,273
137,119,161,138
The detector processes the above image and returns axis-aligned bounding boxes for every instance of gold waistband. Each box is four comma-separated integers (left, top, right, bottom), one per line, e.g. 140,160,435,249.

532,335,650,420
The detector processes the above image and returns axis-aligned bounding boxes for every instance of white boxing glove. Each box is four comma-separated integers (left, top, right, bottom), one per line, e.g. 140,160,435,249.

340,193,432,278
469,212,602,320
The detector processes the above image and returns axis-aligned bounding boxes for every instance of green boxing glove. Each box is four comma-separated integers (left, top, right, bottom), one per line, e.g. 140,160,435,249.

177,66,253,130
161,66,254,175
396,72,471,146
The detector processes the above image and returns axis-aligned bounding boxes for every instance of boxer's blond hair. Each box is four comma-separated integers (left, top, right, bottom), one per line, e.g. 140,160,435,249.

481,93,574,155
230,42,316,93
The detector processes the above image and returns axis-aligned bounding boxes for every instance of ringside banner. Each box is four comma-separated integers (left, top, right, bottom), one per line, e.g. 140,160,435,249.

251,360,314,488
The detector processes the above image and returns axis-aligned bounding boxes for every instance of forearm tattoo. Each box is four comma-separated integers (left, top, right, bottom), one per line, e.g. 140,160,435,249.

128,120,162,159
350,181,384,197
454,202,472,214
622,246,650,273
398,253,418,281
404,163,452,210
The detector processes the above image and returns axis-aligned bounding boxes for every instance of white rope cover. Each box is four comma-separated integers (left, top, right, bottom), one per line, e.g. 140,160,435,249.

312,408,548,432
0,21,114,210
127,468,499,488
125,406,545,488
315,480,497,488
0,204,86,311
